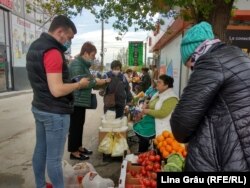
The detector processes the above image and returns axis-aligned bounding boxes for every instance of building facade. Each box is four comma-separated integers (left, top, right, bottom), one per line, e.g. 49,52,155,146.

0,0,50,92
148,0,250,97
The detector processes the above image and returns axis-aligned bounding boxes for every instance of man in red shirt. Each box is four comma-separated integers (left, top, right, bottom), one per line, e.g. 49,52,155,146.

26,15,89,188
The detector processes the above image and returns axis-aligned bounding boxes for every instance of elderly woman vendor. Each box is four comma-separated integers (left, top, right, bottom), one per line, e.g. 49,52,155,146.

133,75,178,152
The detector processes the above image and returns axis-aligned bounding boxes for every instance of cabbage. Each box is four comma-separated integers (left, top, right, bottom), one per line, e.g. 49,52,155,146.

164,153,185,172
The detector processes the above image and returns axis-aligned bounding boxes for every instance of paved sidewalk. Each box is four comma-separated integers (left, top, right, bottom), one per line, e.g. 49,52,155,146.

0,90,138,188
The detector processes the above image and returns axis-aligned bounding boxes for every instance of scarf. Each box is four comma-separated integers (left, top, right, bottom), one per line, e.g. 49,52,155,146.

191,39,221,65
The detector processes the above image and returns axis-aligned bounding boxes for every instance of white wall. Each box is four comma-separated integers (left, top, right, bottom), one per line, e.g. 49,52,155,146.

235,0,250,10
159,35,183,96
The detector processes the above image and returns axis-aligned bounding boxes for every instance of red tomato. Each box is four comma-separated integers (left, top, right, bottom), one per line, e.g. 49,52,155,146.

155,155,161,162
153,163,160,170
146,160,152,166
146,165,153,171
138,158,143,164
130,170,137,177
141,169,147,176
151,172,157,180
150,180,157,188
143,179,151,187
149,155,155,162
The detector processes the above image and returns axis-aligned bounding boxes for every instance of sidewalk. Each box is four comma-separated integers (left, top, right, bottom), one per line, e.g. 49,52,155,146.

0,90,138,187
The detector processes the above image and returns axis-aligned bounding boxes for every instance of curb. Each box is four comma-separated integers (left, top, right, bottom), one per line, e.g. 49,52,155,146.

0,90,33,99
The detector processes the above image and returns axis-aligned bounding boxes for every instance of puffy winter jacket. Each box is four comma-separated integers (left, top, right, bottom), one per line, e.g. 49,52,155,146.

170,43,250,171
68,56,96,107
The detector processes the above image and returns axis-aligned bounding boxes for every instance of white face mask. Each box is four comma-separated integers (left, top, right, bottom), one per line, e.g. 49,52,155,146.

112,70,120,75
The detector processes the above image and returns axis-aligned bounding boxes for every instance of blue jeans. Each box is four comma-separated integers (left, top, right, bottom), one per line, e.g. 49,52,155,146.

32,106,70,188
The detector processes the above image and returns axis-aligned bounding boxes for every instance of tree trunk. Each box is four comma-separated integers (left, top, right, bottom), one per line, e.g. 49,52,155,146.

208,0,234,42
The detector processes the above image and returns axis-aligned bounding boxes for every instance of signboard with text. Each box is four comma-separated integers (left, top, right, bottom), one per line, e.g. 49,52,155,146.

227,29,250,49
128,41,143,66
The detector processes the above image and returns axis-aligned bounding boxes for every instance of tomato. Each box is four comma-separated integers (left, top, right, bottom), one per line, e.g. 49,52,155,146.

149,155,155,162
141,169,147,176
130,170,137,177
151,172,157,180
153,163,160,170
150,180,157,188
155,155,161,162
143,179,151,187
137,158,143,164
146,160,152,166
146,165,153,171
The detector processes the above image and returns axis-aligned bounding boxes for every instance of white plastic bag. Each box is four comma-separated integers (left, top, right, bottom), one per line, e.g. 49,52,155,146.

98,132,114,154
62,160,79,188
111,133,128,157
73,162,96,177
82,172,114,188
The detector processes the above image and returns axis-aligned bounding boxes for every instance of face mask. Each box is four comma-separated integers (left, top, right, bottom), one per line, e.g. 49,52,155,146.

63,40,71,50
112,70,120,75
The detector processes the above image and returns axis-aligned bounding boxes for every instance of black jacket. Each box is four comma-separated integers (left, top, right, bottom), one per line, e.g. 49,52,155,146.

26,33,73,114
170,43,250,171
105,71,132,107
140,73,151,92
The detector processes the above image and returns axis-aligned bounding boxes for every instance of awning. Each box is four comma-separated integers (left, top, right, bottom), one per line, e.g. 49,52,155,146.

152,18,191,52
232,10,250,21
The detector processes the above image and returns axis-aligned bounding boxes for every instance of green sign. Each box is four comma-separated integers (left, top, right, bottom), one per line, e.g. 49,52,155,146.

128,41,143,66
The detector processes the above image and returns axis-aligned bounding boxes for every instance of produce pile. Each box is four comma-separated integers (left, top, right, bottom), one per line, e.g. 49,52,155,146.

153,130,187,158
124,130,187,188
126,151,159,188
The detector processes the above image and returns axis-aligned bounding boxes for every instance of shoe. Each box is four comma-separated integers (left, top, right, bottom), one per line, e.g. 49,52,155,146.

46,182,53,188
70,153,89,160
79,147,93,155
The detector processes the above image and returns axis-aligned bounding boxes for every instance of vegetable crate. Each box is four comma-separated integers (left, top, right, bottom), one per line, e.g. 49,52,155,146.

119,160,144,188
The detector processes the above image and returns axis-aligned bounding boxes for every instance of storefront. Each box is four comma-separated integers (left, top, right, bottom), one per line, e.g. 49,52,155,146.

0,0,49,92
0,0,12,91
227,10,250,56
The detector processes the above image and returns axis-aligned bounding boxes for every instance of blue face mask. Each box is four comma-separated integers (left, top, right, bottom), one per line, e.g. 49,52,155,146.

63,40,71,50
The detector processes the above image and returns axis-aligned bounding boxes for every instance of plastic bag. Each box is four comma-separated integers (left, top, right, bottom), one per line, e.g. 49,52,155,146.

98,132,114,154
111,133,129,157
62,160,80,188
82,172,114,188
73,162,96,177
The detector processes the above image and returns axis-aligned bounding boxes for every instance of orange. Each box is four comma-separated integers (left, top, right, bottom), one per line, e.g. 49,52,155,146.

182,150,187,158
162,130,169,138
166,138,174,145
162,151,170,158
160,146,165,153
157,141,163,149
165,145,172,152
157,135,164,142
162,141,167,147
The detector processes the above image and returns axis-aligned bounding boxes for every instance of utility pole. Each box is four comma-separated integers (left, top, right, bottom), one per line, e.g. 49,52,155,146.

101,19,104,71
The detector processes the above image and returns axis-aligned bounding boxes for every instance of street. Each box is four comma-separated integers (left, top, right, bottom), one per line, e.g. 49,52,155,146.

0,91,134,188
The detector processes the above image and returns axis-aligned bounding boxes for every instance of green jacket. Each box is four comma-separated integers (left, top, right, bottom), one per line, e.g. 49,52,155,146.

68,56,96,107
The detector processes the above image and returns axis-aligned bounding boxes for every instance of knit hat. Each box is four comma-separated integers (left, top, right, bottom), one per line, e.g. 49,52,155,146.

180,21,215,64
